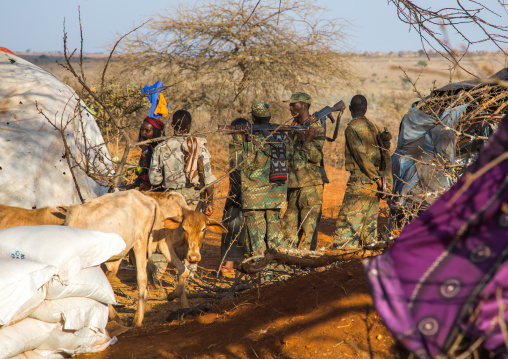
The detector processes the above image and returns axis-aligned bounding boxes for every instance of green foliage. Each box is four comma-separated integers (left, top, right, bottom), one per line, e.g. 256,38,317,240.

417,60,428,68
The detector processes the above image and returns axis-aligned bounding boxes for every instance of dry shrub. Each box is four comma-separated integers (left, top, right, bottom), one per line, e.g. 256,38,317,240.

377,91,416,121
119,0,353,128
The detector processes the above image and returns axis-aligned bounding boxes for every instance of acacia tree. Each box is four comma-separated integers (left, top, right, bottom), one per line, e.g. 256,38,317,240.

121,0,351,123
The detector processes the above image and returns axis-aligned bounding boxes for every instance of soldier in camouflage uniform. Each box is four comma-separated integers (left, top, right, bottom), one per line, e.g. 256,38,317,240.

332,95,392,249
149,109,216,214
282,93,344,250
240,102,287,256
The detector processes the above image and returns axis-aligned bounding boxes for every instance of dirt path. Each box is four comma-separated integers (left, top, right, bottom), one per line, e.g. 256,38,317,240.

76,261,395,359
74,166,395,359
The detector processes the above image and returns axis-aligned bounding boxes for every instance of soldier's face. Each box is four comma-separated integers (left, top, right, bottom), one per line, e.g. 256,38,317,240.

290,102,306,118
139,121,154,141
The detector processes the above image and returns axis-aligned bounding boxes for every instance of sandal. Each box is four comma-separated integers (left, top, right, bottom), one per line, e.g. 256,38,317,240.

219,266,236,278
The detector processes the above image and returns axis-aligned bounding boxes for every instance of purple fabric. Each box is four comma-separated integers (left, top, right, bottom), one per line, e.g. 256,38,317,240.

365,113,508,358
467,260,508,352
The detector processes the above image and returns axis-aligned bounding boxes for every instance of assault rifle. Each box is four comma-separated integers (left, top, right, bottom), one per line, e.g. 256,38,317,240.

218,123,309,135
377,127,392,195
218,100,345,139
302,100,345,142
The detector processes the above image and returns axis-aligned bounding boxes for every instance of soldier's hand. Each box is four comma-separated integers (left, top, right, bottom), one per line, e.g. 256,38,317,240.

296,127,306,141
376,179,391,200
336,100,346,112
305,127,317,142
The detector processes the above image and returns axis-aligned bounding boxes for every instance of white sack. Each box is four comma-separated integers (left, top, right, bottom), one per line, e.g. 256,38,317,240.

6,287,47,327
0,51,111,209
45,266,116,304
0,259,56,326
0,225,125,280
0,318,57,359
10,352,45,359
30,297,108,331
36,325,115,355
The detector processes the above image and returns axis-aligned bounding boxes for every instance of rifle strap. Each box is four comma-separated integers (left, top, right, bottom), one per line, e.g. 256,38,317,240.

325,110,343,142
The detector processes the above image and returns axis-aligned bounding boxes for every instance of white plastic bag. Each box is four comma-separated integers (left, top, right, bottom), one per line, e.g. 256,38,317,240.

0,318,57,359
45,266,116,305
0,225,125,280
0,259,56,326
30,297,108,331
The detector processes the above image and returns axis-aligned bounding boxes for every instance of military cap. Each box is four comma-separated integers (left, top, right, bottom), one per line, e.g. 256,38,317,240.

251,102,271,118
285,92,311,104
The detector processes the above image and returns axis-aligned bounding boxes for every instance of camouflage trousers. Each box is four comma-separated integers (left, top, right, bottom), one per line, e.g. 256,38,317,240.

243,209,284,256
282,184,323,250
333,181,379,249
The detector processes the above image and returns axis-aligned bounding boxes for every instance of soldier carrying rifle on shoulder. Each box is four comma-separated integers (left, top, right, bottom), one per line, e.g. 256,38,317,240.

282,92,345,250
219,94,346,252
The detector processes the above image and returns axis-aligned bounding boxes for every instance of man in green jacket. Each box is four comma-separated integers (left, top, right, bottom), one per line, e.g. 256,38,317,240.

332,95,392,249
282,92,344,250
241,102,287,256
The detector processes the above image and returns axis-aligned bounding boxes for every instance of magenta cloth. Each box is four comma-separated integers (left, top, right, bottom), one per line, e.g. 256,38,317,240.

365,113,508,358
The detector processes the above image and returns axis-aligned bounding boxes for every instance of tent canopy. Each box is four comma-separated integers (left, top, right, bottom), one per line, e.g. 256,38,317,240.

0,51,111,208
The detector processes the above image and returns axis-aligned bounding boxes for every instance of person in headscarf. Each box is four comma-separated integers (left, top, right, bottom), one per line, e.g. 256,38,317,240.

127,116,165,190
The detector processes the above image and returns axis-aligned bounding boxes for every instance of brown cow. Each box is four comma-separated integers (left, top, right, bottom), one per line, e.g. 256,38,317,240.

0,204,66,230
64,190,159,326
143,191,227,307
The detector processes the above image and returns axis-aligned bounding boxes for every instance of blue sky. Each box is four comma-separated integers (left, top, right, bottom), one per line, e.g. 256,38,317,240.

0,0,506,53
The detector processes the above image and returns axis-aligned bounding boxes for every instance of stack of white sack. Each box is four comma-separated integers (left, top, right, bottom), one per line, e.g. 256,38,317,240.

0,225,126,359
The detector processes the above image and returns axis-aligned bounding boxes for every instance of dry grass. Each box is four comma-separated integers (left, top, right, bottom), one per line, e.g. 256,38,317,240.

32,51,508,173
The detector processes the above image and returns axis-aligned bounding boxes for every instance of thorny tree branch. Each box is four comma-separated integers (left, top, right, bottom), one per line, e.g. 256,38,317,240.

235,247,385,274
59,12,148,190
388,1,508,74
36,101,85,204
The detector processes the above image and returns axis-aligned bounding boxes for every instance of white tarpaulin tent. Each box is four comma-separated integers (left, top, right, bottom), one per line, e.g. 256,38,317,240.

0,50,111,208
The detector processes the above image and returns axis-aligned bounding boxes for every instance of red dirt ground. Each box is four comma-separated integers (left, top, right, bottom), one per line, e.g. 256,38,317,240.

75,166,396,359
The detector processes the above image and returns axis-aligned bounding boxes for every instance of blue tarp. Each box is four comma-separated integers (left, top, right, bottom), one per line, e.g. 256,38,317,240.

392,104,468,208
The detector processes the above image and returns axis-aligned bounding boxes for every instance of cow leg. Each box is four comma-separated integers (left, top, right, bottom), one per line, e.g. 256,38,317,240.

108,304,125,325
175,268,190,308
158,240,190,308
104,258,122,276
131,238,148,327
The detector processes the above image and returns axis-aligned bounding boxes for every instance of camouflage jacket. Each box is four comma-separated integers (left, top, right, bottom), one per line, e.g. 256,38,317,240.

149,135,216,190
287,120,327,188
344,116,393,187
239,133,287,210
